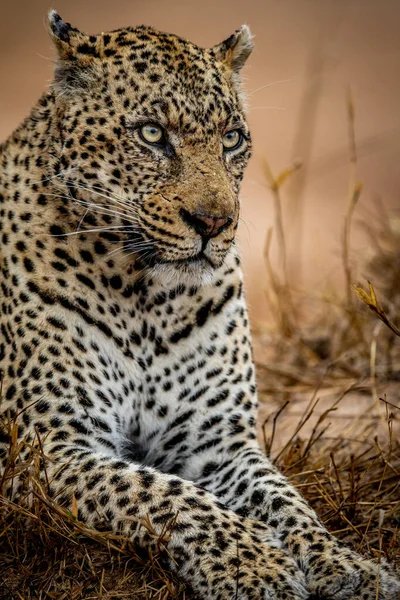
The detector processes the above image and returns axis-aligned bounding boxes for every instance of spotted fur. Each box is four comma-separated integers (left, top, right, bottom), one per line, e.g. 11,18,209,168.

0,12,399,599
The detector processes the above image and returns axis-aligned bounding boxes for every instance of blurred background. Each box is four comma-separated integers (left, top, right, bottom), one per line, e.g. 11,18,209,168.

1,0,399,323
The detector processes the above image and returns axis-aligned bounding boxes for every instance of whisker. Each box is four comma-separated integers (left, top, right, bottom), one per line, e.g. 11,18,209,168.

73,182,140,213
36,175,139,217
63,193,140,223
247,78,295,97
34,170,144,223
76,207,90,232
69,188,137,213
34,190,139,221
238,217,252,245
107,240,159,258
107,241,157,257
40,225,138,239
30,168,77,186
73,201,138,222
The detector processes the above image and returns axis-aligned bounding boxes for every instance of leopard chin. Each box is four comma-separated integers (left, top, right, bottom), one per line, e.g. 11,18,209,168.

150,257,216,288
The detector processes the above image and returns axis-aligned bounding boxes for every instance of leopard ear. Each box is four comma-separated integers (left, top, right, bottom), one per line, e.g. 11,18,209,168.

48,11,100,96
49,11,88,60
212,25,254,72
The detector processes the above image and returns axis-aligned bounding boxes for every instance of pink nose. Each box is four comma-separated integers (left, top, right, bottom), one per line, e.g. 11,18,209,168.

181,210,232,238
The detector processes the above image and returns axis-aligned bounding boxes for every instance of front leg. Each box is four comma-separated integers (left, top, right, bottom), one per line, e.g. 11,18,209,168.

195,441,400,599
3,434,309,600
168,281,400,599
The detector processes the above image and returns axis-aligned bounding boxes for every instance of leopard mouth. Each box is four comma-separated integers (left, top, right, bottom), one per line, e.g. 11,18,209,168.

123,230,218,269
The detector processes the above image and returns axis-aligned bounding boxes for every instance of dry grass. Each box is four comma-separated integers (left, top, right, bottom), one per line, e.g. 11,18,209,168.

253,90,400,585
1,99,399,598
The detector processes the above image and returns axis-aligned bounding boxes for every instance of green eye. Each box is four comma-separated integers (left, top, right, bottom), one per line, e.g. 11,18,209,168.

222,129,243,150
140,123,164,144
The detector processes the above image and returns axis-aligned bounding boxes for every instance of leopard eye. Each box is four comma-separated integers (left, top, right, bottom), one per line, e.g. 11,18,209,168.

140,123,164,145
222,129,243,151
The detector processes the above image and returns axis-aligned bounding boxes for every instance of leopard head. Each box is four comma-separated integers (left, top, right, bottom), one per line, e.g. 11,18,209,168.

48,11,253,285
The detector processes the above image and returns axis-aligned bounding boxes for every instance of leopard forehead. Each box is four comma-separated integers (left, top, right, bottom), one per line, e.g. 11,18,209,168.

50,14,252,128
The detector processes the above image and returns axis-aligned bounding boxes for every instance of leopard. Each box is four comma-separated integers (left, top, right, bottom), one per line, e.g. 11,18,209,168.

0,10,399,599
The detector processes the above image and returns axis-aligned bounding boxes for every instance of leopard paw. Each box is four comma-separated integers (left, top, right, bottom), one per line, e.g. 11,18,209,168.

306,546,400,600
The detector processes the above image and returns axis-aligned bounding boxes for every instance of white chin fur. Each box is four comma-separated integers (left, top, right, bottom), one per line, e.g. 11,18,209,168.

150,260,216,288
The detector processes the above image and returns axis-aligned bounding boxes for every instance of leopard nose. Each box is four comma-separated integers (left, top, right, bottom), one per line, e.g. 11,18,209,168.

180,209,232,238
